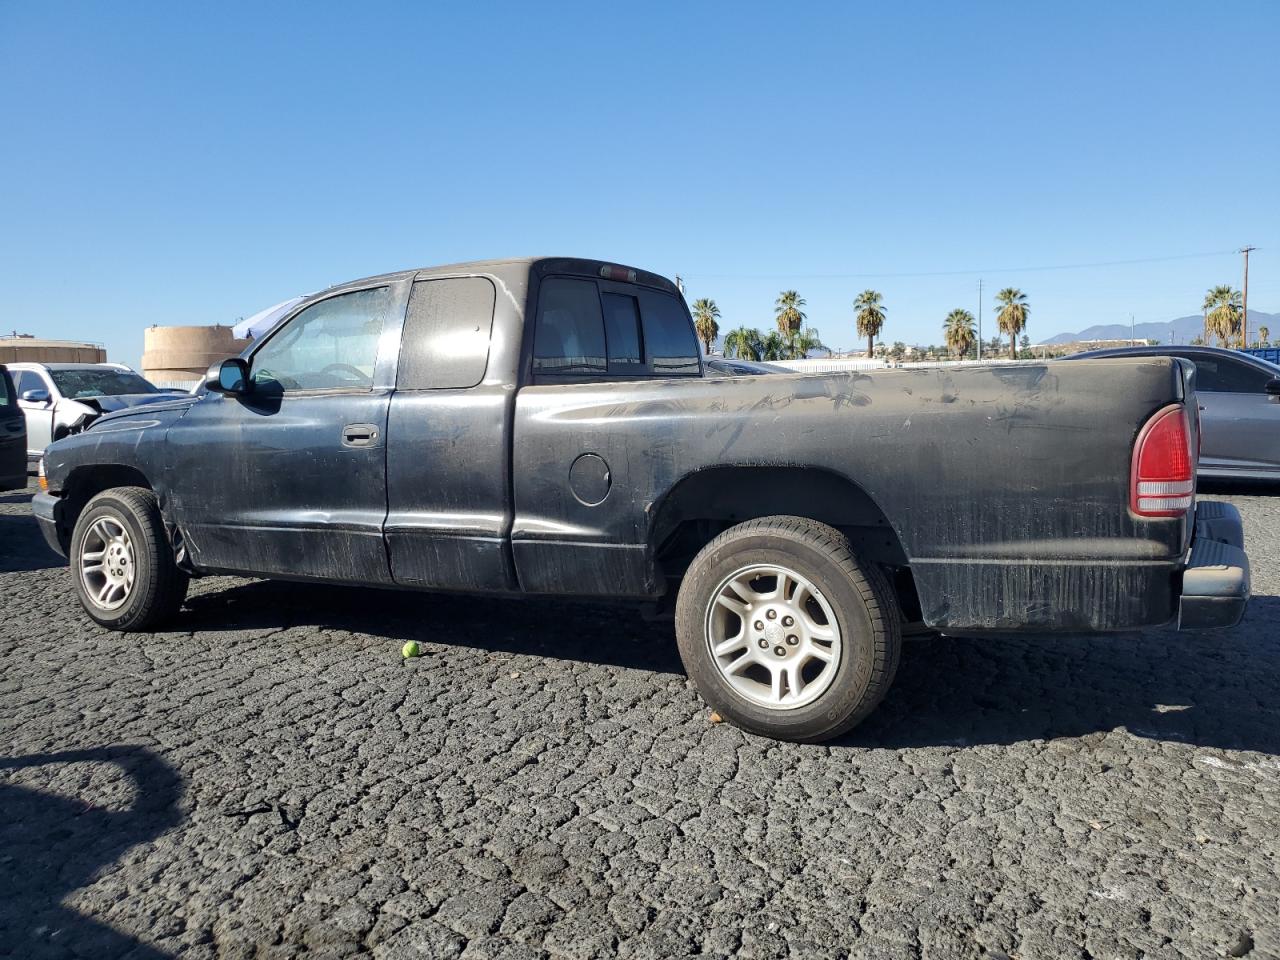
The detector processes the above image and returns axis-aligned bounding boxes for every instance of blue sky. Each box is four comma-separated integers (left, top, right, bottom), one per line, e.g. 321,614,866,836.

2,1,1276,365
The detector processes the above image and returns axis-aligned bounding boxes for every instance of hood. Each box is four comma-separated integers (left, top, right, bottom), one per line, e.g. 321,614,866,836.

81,393,199,430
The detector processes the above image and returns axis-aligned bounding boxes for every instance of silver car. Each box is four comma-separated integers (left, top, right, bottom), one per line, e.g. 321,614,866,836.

9,362,186,461
1066,345,1280,480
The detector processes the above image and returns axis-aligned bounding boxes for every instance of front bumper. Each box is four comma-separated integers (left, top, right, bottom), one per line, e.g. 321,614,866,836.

32,491,68,558
1178,501,1249,629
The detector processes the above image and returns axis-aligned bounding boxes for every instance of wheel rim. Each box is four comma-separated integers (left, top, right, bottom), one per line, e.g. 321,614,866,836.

79,517,136,612
704,563,842,711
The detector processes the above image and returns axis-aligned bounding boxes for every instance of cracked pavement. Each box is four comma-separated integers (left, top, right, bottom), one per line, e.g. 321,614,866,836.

2,479,1278,959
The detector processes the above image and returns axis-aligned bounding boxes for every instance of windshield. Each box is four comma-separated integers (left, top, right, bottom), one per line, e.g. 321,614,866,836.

49,369,158,399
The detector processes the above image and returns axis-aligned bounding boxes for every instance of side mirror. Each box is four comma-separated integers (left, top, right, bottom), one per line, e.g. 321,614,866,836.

204,358,251,395
1267,378,1280,401
20,389,50,404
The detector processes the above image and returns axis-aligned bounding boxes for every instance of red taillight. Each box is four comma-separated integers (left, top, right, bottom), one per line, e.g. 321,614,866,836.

1131,404,1194,517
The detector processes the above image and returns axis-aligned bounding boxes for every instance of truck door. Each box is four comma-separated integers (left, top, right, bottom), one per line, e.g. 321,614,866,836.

384,275,516,591
165,281,405,582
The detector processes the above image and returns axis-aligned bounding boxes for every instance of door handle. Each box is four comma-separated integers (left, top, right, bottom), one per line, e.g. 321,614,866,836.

342,423,379,447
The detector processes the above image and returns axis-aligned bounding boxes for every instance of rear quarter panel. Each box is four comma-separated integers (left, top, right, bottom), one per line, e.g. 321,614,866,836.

512,358,1189,631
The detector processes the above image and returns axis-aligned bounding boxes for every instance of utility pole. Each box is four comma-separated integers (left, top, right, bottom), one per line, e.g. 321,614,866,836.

977,278,983,360
1130,313,1135,346
1240,246,1256,348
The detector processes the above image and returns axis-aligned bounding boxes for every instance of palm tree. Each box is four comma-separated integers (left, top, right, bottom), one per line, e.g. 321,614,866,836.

760,330,789,360
943,308,976,359
853,290,886,358
722,327,763,361
995,288,1030,360
1260,325,1270,347
774,291,806,337
787,326,829,360
690,298,721,355
1204,284,1242,347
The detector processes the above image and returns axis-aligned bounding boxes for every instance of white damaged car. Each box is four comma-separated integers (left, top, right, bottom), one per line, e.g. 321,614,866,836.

9,362,188,462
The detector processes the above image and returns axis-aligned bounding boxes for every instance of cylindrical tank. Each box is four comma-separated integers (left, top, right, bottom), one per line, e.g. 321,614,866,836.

0,337,107,364
142,325,251,390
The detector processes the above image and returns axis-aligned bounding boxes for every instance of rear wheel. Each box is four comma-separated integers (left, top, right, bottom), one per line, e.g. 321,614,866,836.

675,516,900,742
71,486,188,631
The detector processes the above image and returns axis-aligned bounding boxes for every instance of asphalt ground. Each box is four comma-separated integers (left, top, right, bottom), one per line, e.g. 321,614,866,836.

1,477,1277,959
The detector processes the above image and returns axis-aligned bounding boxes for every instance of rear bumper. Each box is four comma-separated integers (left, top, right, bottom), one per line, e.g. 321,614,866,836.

1178,501,1250,629
32,491,67,558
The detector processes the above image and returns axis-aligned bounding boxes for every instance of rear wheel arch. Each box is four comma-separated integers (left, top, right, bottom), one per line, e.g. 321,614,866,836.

648,465,918,615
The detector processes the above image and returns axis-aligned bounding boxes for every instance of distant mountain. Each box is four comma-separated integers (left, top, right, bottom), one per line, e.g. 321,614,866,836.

1041,310,1280,346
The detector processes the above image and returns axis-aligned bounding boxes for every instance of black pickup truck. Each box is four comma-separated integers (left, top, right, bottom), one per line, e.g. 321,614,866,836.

34,258,1250,741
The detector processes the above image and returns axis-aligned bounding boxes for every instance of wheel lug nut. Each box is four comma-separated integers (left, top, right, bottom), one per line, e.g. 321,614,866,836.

758,639,768,648
754,620,764,631
782,616,794,627
786,635,798,646
766,610,777,620
774,646,786,657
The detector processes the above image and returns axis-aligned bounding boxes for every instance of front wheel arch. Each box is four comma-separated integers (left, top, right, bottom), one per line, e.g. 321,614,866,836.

53,465,156,554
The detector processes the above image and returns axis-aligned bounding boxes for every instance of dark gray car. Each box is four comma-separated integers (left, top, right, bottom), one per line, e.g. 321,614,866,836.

0,366,26,490
1066,345,1280,480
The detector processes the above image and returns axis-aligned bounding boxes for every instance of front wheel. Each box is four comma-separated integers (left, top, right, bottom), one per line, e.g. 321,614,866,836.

675,516,901,742
70,486,189,631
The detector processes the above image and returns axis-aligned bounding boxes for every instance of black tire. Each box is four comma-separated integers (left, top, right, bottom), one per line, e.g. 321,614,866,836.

70,486,189,631
674,516,901,742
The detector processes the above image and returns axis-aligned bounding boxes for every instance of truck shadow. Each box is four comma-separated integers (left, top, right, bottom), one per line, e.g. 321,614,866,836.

180,581,1280,756
0,512,62,572
179,579,687,676
847,594,1280,756
0,746,183,959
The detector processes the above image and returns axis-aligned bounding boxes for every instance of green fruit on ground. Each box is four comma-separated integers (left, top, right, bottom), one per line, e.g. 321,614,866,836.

402,641,420,658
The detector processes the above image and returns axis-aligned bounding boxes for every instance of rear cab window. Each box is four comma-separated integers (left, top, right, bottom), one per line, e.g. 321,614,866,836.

532,275,700,381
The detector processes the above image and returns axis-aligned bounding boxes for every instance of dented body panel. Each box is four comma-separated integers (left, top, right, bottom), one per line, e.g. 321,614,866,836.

34,257,1245,635
511,360,1191,630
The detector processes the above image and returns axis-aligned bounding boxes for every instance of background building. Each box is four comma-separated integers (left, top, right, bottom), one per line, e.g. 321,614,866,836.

141,325,250,391
0,335,107,364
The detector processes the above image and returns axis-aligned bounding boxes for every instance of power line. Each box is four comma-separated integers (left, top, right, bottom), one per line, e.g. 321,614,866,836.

683,248,1239,281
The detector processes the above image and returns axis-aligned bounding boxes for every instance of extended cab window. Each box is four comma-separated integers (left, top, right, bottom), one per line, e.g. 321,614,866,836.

398,277,496,390
533,277,701,379
252,286,391,392
0,370,13,406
